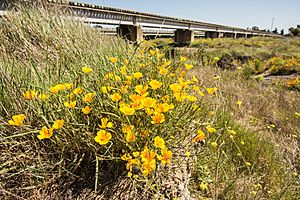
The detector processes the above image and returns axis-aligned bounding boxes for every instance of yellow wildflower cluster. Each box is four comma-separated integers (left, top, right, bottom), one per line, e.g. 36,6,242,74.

7,47,218,179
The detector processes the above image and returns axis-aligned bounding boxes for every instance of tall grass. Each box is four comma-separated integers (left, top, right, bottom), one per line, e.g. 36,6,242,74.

0,4,299,200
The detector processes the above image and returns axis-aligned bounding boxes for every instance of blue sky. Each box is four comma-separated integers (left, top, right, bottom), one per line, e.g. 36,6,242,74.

76,0,299,33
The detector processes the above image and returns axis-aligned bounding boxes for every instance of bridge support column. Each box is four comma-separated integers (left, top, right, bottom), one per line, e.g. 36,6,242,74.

175,29,194,45
117,25,143,43
205,31,221,39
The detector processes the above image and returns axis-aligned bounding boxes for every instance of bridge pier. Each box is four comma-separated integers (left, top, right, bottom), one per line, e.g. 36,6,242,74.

205,31,221,39
117,25,143,43
174,29,194,45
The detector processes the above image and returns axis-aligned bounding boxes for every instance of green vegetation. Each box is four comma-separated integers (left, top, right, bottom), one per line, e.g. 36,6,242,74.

0,5,299,200
288,25,300,37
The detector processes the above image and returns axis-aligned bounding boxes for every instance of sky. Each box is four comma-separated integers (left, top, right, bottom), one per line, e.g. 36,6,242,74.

75,0,299,33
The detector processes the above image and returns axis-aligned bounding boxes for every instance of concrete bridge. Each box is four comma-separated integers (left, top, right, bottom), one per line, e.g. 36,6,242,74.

0,0,282,44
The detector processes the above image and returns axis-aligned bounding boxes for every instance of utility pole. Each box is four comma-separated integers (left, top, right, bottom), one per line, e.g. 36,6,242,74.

271,17,275,31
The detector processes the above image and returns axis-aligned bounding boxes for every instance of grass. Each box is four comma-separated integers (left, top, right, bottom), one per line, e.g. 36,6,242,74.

0,4,300,200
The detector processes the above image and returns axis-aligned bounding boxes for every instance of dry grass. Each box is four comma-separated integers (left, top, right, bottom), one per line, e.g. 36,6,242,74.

0,4,300,200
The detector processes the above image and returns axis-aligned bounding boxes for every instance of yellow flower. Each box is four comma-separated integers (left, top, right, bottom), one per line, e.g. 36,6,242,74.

157,149,172,165
193,85,200,91
114,75,121,82
145,108,154,115
140,146,156,162
8,114,26,126
50,86,59,94
52,119,64,130
64,83,74,90
228,129,237,135
192,130,206,142
109,57,118,64
121,153,132,161
126,131,136,142
169,73,175,77
101,86,112,94
110,93,122,102
169,83,182,93
133,72,143,79
192,75,199,83
154,136,165,149
82,106,92,114
206,87,217,95
23,90,37,100
198,90,205,97
135,84,148,96
95,130,112,145
126,158,140,171
120,85,128,94
129,94,142,103
99,118,113,129
141,130,150,137
82,66,93,74
120,104,135,115
126,75,133,81
133,152,140,157
73,87,83,95
187,95,197,102
38,93,49,101
149,49,157,56
149,80,162,90
54,84,66,91
162,60,171,67
142,159,156,176
174,92,187,102
236,100,242,106
123,58,129,65
206,125,217,133
64,101,76,109
82,92,96,103
295,112,300,118
69,93,75,100
129,94,142,109
155,103,174,113
180,56,186,62
125,80,132,86
50,84,66,94
151,113,165,124
200,182,208,191
245,162,251,166
141,97,156,108
185,151,191,157
120,66,127,75
180,70,186,77
210,142,218,148
37,126,53,140
159,67,168,76
185,63,193,70
122,124,134,134
179,78,191,88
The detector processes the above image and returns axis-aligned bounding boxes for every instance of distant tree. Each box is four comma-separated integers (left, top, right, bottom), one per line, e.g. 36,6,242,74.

280,29,284,35
252,26,259,31
272,28,278,34
288,26,300,36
